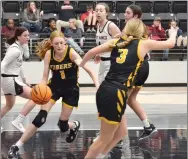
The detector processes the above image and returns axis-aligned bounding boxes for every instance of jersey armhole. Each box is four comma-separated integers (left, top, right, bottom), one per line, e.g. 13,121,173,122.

69,48,74,62
107,21,112,37
137,40,144,61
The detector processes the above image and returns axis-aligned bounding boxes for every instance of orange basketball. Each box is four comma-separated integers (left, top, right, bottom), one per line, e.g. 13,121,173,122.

31,84,52,105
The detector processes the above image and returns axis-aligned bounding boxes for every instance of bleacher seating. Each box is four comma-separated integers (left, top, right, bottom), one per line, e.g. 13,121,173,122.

1,1,187,61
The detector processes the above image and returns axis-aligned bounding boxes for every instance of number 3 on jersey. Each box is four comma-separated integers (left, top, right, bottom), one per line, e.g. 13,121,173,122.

116,49,128,64
60,70,66,79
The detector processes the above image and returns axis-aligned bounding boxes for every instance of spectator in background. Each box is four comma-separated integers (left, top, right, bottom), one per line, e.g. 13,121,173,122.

1,18,30,60
1,18,16,39
80,5,97,32
148,17,166,41
42,18,57,34
166,20,187,47
40,0,84,32
148,17,168,60
64,18,84,54
163,20,187,61
22,1,41,33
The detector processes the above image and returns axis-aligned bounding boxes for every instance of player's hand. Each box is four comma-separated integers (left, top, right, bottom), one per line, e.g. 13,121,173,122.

169,27,178,37
94,55,101,64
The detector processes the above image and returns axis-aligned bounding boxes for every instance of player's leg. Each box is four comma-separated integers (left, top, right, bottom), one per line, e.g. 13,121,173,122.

58,86,80,143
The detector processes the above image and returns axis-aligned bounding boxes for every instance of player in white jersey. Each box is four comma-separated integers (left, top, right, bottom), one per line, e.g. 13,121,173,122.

1,27,34,132
95,3,121,84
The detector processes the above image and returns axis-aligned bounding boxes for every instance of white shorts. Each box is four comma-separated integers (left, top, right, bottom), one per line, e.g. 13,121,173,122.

98,60,111,84
1,76,26,96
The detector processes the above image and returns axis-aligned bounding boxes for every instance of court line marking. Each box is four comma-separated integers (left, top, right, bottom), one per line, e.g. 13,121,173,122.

2,127,187,132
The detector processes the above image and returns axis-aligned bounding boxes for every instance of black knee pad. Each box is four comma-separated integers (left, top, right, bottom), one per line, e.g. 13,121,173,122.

32,110,48,128
58,120,69,133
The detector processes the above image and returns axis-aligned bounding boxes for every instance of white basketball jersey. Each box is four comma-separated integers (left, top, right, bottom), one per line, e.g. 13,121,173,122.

1,42,23,75
96,21,112,58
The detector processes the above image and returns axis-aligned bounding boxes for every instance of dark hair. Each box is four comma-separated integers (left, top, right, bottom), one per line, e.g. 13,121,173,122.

127,4,142,19
87,5,93,10
48,18,56,26
6,27,28,45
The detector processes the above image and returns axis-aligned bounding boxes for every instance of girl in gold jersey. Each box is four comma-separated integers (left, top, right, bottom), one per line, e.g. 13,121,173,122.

8,31,99,158
80,18,177,158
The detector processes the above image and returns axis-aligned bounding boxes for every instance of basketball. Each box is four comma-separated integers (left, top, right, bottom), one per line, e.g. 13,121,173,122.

31,83,52,105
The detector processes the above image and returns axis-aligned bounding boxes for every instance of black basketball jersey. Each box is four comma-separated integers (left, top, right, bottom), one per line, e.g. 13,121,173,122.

49,45,78,87
105,38,143,88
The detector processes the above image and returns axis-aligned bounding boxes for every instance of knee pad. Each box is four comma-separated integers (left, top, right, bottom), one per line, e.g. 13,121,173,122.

58,120,69,133
32,110,48,128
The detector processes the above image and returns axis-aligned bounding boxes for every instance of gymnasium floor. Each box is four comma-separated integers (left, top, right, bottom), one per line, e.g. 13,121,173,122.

1,87,187,159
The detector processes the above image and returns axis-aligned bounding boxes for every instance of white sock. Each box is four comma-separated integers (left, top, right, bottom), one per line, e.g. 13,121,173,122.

96,153,106,159
16,140,24,147
142,119,150,128
15,114,25,123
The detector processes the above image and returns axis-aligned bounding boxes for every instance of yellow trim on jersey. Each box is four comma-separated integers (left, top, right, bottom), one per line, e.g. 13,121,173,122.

50,99,56,104
136,85,143,88
117,90,124,106
62,102,78,109
121,90,126,98
48,50,51,63
137,40,144,61
117,102,122,113
47,78,51,85
69,48,74,62
53,45,68,62
98,116,120,125
131,60,142,83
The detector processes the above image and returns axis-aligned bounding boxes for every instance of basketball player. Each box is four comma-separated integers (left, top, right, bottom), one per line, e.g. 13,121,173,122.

93,4,156,145
80,19,177,158
124,4,157,141
1,27,35,132
95,3,121,84
7,31,99,158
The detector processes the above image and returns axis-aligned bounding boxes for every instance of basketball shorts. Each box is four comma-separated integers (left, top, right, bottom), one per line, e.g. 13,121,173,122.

1,74,26,96
48,81,79,108
98,60,111,84
96,80,128,124
134,60,149,87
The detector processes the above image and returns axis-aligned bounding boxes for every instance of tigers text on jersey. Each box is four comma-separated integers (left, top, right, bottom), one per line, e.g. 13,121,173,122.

49,45,78,87
105,38,143,88
96,21,112,58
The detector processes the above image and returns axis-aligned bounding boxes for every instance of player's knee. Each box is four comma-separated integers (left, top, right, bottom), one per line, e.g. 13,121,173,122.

32,110,48,128
58,120,69,133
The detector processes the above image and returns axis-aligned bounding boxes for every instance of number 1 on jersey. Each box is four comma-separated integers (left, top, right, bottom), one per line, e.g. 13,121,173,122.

60,70,66,79
116,49,128,64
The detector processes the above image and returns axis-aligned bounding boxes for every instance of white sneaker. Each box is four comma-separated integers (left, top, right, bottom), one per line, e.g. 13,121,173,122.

1,127,3,133
11,120,25,133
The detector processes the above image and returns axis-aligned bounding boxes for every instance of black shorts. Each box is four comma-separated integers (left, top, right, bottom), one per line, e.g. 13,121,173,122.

135,60,149,87
48,81,79,108
96,80,128,124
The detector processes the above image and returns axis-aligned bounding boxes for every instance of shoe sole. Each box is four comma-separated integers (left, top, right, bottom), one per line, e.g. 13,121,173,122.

11,121,25,133
138,129,158,141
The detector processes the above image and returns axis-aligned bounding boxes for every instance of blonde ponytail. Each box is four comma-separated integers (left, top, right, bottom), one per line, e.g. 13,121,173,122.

35,38,51,59
116,35,134,48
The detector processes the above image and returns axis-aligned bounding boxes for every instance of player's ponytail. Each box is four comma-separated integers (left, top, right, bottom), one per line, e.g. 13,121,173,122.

116,35,134,48
35,38,51,59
